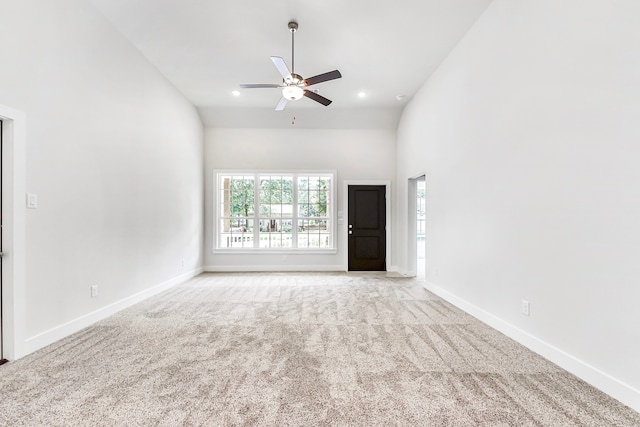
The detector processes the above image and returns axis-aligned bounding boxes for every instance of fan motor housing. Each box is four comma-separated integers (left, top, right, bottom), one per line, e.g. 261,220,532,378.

285,73,303,85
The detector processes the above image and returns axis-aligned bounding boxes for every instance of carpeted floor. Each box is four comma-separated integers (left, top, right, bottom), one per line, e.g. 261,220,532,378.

1,272,638,426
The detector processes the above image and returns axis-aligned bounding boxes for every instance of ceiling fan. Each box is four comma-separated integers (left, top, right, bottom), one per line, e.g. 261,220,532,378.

240,21,342,111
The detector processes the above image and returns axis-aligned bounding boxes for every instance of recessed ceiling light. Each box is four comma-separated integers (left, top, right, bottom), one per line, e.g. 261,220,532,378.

396,94,406,101
232,90,241,97
358,91,367,98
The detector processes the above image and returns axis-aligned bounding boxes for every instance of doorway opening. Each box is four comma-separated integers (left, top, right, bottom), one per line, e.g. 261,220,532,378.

0,119,4,364
0,104,27,362
407,175,426,279
416,178,426,280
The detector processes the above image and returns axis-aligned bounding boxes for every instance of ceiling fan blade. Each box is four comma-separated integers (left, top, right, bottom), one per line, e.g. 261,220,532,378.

239,83,282,89
303,90,332,106
275,97,288,111
303,70,342,87
271,56,291,79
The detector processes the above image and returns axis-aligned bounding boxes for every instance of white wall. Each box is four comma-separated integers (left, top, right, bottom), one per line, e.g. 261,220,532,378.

396,0,640,410
204,127,396,271
0,0,204,357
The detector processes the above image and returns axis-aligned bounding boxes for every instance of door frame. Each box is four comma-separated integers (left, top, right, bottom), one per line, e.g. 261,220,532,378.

0,104,27,361
343,180,391,272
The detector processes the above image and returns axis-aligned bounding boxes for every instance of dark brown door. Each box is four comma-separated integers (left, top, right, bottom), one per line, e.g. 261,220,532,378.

348,185,386,271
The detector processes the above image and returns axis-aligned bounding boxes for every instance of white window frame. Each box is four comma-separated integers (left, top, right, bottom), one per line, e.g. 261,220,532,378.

213,170,337,253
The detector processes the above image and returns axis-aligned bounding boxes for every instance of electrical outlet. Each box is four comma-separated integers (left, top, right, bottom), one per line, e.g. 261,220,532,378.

91,285,99,298
521,300,530,316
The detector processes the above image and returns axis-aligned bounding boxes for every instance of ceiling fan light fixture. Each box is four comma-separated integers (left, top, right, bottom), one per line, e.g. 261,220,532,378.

282,85,304,101
240,21,342,110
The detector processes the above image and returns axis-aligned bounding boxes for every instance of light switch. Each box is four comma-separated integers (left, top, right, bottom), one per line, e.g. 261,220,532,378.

27,193,38,209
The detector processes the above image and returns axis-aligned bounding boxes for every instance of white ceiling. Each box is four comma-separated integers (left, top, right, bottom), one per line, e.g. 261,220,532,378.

89,0,493,129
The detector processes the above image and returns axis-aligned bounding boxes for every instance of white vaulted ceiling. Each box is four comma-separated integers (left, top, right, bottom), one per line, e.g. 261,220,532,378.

89,0,493,129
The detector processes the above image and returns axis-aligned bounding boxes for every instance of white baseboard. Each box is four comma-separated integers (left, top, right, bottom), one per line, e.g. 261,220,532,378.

423,281,640,412
204,265,345,272
387,264,402,273
391,266,414,277
23,268,204,357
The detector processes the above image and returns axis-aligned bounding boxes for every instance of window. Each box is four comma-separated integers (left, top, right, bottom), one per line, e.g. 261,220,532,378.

216,172,335,250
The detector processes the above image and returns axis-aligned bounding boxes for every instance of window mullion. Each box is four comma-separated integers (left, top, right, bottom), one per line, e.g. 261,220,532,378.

216,174,221,249
292,175,298,248
253,174,260,248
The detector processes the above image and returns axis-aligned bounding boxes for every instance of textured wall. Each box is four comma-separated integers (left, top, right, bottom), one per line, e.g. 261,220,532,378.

396,0,640,410
0,0,204,354
204,127,396,271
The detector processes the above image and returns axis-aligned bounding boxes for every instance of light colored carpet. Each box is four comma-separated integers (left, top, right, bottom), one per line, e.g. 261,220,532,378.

1,272,638,426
